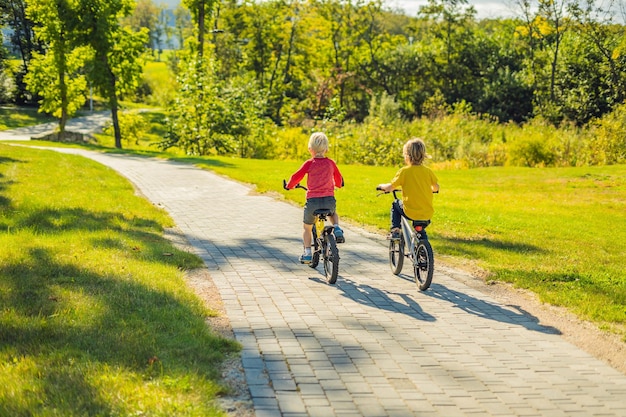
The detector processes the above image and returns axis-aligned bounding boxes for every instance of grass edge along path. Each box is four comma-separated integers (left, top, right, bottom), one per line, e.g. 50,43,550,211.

0,144,239,417
185,155,626,342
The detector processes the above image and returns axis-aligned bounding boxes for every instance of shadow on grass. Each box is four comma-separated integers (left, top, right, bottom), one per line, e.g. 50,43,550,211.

0,155,23,165
0,214,239,415
181,157,237,169
0,155,23,212
15,206,161,235
437,235,546,258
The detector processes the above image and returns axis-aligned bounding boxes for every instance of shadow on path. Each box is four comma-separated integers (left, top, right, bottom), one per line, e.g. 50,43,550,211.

424,282,561,334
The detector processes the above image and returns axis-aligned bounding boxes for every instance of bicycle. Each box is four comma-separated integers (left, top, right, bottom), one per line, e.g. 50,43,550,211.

283,180,340,284
376,187,435,291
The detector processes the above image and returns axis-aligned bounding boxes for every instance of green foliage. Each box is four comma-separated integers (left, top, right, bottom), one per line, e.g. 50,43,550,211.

164,54,267,156
24,47,90,119
586,102,626,165
103,110,148,145
24,0,88,129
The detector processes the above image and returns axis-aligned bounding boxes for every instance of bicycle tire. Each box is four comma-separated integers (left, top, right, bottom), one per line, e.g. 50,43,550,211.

413,240,434,291
310,226,320,268
388,235,404,275
323,233,339,284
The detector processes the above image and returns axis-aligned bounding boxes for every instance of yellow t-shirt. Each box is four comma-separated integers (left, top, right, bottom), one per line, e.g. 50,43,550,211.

390,164,438,220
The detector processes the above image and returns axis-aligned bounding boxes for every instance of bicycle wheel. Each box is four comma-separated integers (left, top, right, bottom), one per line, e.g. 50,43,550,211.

389,235,404,275
310,226,320,268
413,240,434,291
323,233,339,284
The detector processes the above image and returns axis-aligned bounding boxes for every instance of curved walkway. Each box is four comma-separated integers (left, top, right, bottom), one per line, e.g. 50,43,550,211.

0,111,110,141
17,146,622,417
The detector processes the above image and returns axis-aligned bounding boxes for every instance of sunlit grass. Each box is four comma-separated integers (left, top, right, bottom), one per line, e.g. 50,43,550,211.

0,144,238,416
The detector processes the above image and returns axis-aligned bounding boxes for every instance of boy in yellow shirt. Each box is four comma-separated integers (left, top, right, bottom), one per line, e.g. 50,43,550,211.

378,138,439,239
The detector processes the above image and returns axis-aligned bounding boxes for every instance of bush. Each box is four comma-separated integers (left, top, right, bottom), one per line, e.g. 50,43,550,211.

103,111,148,145
586,103,626,165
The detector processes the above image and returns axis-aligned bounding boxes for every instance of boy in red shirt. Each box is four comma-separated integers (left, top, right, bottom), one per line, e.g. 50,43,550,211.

286,132,345,263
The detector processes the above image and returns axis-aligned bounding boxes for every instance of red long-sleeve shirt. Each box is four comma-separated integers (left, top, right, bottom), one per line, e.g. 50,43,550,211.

287,157,343,199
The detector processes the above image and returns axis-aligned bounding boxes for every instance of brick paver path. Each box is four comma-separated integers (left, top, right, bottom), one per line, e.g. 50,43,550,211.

20,148,626,416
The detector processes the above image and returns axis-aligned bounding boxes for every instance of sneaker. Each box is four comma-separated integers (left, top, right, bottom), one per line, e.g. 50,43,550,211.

387,228,401,240
334,226,345,243
299,253,312,264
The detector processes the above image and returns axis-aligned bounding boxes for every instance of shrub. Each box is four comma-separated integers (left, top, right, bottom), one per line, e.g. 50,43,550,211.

103,111,147,145
586,103,626,165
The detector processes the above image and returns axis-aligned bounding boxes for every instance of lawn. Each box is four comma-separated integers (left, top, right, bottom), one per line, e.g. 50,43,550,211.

0,144,239,416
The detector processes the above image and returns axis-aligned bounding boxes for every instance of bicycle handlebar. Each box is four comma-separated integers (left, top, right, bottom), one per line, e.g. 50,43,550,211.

376,186,438,196
283,179,307,191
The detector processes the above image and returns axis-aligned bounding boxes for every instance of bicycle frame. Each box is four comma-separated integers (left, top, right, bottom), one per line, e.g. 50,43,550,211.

394,189,428,247
383,188,434,291
283,180,340,284
313,212,334,246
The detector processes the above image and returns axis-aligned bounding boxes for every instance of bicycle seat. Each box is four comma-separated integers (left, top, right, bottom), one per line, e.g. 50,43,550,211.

313,209,333,216
411,220,430,233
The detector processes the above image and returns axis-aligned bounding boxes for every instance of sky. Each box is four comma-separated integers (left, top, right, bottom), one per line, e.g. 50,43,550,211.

159,0,519,20
385,0,517,19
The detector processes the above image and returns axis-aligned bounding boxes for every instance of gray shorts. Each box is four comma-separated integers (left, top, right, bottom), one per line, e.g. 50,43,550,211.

303,196,336,225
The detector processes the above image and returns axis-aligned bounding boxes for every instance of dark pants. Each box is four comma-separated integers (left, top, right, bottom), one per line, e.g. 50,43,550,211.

391,200,430,238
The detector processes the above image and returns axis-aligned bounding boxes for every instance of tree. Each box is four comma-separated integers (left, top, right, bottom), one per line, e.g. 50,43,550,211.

567,0,626,122
416,0,480,104
538,0,571,104
173,5,192,49
77,0,147,149
163,54,266,156
183,0,220,57
125,0,160,54
0,0,43,104
0,0,38,64
25,0,87,136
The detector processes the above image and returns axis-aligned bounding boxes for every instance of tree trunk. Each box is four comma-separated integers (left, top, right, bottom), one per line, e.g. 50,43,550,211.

198,0,205,57
107,68,122,148
57,35,68,139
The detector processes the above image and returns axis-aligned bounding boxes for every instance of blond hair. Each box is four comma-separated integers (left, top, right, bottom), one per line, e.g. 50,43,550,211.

309,132,329,155
403,137,427,165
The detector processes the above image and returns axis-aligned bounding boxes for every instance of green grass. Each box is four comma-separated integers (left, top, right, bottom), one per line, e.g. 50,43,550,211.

0,107,56,130
0,144,239,416
185,156,626,338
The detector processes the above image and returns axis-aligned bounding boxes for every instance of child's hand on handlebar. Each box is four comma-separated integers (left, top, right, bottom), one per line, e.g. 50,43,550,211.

376,183,392,193
283,179,307,191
